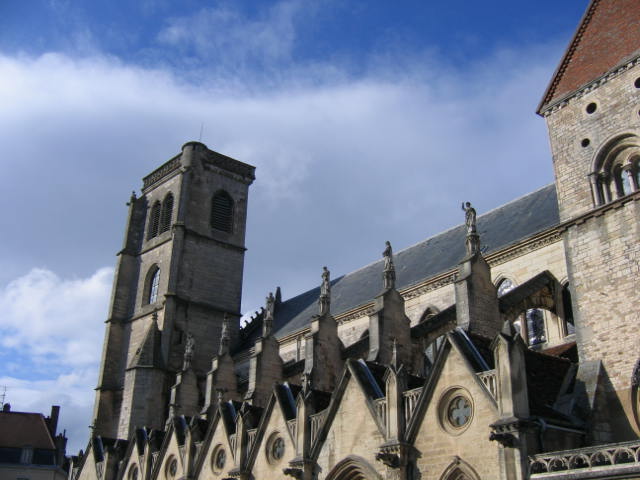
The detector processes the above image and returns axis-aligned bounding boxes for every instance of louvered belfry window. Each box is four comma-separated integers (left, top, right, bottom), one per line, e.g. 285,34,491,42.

148,201,161,239
160,193,174,234
211,191,233,233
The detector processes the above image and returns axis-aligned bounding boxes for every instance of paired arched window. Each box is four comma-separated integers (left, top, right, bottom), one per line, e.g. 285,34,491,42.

147,193,174,239
147,267,160,304
211,190,234,233
590,135,640,206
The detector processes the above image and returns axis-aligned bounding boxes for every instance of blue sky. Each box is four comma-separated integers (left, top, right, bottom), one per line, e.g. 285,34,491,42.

0,0,587,453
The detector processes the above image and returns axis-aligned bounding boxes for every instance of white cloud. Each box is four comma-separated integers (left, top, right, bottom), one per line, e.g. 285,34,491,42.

0,35,562,451
0,43,560,309
157,1,304,69
0,267,112,453
0,267,112,366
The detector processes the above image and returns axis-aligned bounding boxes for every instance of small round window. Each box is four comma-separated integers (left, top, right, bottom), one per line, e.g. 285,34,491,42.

211,445,226,473
166,456,178,479
438,387,473,435
447,395,472,427
266,433,285,464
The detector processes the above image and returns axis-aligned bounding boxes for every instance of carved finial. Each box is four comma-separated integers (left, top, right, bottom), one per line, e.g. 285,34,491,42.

127,191,137,206
152,310,159,324
382,241,396,290
219,313,230,356
263,292,275,337
183,332,195,370
462,201,480,255
319,266,331,315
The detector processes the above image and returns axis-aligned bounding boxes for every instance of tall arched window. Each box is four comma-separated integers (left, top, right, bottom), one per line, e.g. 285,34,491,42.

526,309,546,345
147,201,161,239
211,191,234,233
159,193,174,234
147,267,160,304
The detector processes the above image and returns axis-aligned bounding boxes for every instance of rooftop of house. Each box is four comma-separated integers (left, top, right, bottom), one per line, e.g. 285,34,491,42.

0,408,57,450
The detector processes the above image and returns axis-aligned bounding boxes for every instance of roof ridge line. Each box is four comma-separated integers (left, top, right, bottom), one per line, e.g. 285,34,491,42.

277,183,556,306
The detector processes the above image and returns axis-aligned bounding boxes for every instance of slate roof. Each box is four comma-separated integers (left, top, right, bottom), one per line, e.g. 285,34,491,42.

538,0,640,112
0,411,56,449
246,184,559,346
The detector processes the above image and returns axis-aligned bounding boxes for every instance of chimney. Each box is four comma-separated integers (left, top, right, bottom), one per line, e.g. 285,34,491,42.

47,405,60,436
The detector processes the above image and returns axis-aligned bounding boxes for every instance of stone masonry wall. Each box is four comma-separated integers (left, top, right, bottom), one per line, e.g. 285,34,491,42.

545,65,640,222
546,64,640,441
565,201,640,390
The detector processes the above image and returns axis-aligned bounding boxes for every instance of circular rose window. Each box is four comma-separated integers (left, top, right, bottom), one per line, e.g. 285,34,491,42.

166,457,178,478
438,387,473,435
447,395,472,427
211,445,226,473
266,433,285,464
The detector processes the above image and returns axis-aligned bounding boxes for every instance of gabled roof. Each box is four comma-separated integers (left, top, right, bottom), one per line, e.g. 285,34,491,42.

538,0,640,113
245,184,559,344
0,411,55,449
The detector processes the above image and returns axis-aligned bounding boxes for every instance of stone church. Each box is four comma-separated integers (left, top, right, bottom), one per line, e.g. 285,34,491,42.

71,1,640,479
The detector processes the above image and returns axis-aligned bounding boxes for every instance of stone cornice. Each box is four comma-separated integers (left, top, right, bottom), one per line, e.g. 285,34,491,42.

541,53,640,117
559,189,640,229
485,228,563,267
181,225,247,253
202,152,255,184
274,225,565,345
142,155,182,191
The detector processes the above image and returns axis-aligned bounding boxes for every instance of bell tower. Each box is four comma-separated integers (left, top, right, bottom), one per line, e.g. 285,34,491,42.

92,141,255,440
539,0,640,442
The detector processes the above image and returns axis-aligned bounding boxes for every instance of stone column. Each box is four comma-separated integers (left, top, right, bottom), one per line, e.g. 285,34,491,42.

303,311,343,393
588,172,603,206
367,288,412,367
490,323,535,480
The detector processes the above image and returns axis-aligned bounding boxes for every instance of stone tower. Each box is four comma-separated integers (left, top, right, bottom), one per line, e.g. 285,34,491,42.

92,141,255,440
538,0,640,442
